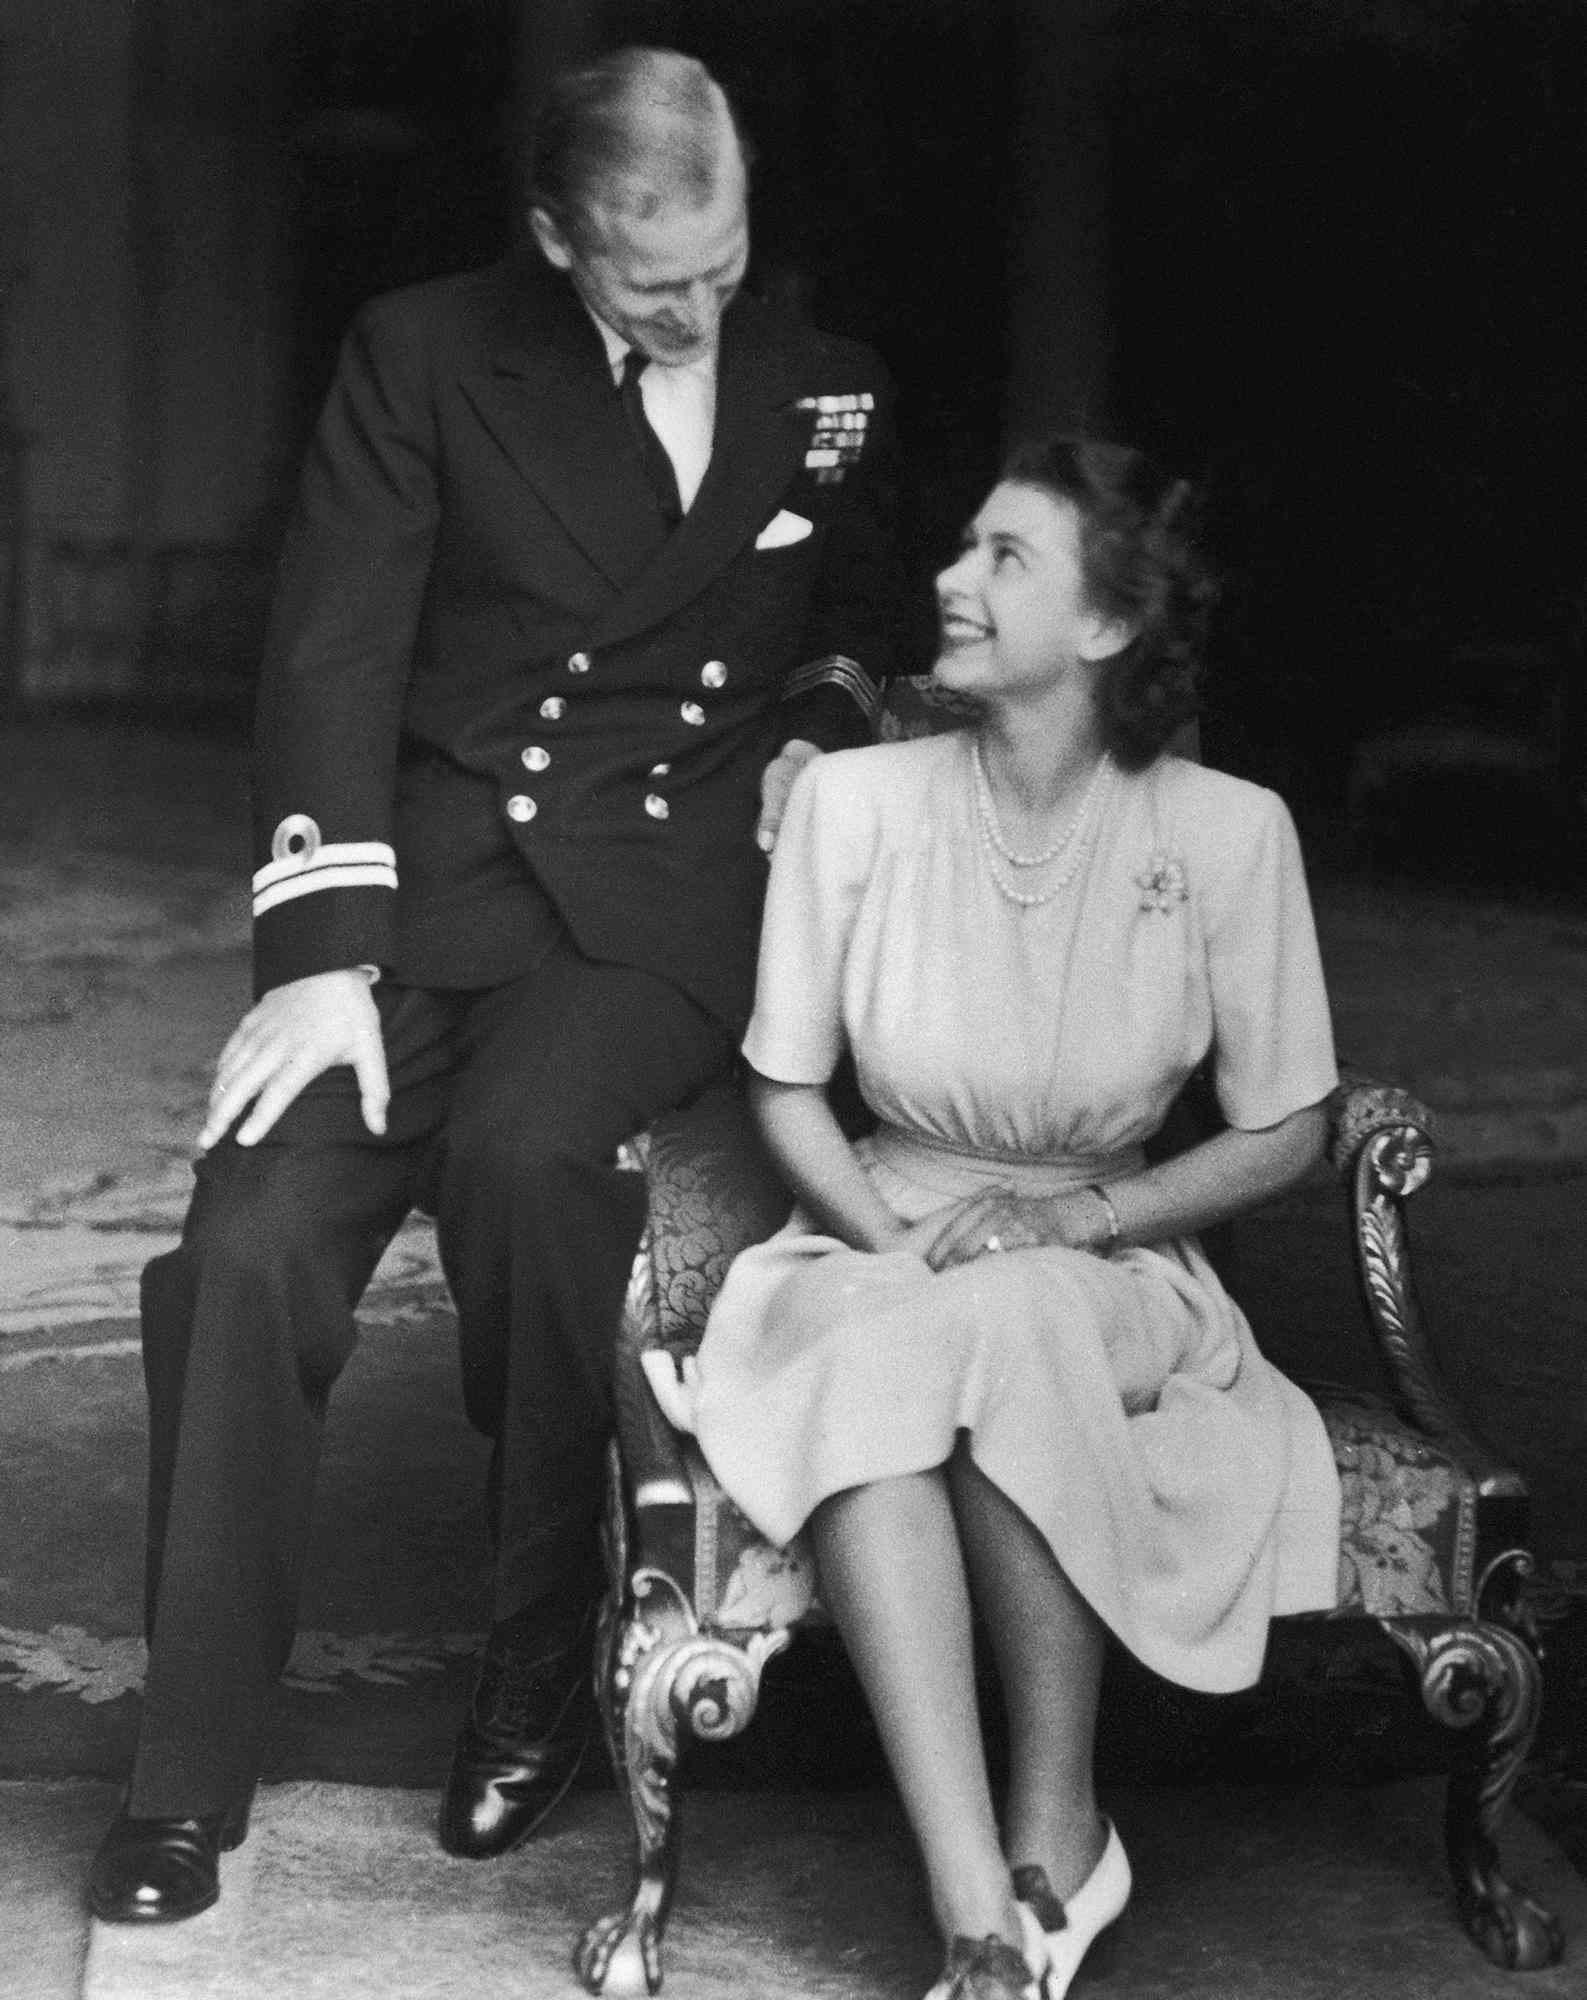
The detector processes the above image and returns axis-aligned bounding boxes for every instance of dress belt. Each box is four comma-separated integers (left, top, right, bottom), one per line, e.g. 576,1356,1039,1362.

869,1122,1145,1197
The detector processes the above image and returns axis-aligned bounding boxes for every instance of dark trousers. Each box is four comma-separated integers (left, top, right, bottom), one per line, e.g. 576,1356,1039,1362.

128,935,733,1815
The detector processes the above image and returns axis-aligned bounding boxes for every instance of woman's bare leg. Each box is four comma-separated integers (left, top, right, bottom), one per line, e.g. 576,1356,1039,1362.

810,1472,1024,1948
947,1443,1108,1896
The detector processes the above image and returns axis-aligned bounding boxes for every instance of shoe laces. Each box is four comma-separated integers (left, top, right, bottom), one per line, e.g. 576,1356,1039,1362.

471,1606,594,1738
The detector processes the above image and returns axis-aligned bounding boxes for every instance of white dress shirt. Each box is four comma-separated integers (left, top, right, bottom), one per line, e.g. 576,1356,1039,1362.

587,310,716,514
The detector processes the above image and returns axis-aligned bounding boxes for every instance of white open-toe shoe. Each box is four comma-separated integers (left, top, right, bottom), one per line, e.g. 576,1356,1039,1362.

1011,1819,1131,1999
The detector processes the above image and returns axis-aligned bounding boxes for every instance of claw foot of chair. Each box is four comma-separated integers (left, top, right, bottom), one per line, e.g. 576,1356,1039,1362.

577,1565,792,1995
1383,1609,1565,1969
1455,1870,1566,1977
574,1906,665,1998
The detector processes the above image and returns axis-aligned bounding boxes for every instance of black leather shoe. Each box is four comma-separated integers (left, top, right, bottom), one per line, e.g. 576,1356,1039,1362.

87,1794,252,1924
438,1600,596,1859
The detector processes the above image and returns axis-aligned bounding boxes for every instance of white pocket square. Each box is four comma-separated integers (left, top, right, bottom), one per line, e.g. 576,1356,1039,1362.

755,509,813,551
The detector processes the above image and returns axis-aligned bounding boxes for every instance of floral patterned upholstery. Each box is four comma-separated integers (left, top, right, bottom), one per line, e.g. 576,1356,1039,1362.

1324,1391,1474,1618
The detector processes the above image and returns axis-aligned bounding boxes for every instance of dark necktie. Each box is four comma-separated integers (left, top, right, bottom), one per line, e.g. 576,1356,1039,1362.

618,350,684,528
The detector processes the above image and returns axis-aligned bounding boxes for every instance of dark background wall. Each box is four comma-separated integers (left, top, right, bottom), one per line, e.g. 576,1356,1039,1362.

1106,0,1587,801
4,0,1585,821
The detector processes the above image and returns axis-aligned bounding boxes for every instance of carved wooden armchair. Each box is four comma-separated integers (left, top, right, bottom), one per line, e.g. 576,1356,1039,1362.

571,1071,1564,1996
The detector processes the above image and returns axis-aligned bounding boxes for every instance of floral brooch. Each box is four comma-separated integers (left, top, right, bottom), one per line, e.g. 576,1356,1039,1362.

1136,852,1188,913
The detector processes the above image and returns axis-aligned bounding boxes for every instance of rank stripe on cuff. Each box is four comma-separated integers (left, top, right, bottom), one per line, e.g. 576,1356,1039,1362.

253,839,397,896
782,654,882,724
254,863,399,917
252,845,399,917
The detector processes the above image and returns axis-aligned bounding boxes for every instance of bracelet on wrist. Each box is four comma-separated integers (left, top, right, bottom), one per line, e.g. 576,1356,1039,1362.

1084,1182,1122,1255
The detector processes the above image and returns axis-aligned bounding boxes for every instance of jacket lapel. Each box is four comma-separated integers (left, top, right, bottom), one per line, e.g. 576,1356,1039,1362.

585,293,812,651
460,256,669,590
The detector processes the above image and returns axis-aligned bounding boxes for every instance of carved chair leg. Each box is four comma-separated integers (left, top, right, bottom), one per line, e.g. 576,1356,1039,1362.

575,1579,682,1998
575,1567,792,1997
1383,1611,1565,1969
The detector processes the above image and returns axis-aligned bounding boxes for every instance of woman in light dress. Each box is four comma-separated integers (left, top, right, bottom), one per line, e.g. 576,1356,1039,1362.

688,438,1341,1999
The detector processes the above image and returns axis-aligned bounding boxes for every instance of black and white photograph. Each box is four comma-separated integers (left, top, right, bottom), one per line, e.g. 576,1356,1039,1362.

0,3,1583,1996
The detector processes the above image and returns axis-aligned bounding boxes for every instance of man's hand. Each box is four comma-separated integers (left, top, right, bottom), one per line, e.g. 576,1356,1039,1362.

756,738,822,853
199,969,389,1151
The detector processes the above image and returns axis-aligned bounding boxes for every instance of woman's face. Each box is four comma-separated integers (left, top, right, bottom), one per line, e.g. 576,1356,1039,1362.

933,481,1127,704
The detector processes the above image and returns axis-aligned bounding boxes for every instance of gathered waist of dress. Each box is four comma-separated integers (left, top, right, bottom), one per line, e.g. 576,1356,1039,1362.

868,1122,1146,1199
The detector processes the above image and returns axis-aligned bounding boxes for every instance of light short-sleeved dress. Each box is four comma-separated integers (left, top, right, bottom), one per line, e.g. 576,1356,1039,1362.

689,734,1343,1693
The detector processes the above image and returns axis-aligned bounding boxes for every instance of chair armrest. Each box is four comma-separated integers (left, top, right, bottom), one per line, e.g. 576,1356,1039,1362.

1325,1071,1525,1500
610,1082,795,1501
1327,1069,1436,1185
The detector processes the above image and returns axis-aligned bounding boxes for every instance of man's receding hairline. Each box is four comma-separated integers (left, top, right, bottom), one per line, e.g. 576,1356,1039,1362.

524,44,748,250
586,77,742,226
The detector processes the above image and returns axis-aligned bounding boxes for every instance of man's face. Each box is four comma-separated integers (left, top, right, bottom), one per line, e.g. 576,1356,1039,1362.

534,155,749,368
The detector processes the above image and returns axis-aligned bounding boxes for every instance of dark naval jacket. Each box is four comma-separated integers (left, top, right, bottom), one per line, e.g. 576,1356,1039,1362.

249,250,904,1030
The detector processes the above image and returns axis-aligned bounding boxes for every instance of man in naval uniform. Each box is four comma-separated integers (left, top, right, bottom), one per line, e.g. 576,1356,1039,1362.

90,46,902,1923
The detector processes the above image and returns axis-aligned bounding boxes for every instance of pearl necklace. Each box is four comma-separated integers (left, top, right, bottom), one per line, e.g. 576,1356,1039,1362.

970,740,1109,865
971,742,1113,908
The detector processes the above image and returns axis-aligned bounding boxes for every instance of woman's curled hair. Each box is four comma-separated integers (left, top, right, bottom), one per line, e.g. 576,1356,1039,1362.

1002,435,1218,768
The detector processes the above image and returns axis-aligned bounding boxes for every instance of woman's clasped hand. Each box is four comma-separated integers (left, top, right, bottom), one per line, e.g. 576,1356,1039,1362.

896,1186,1117,1268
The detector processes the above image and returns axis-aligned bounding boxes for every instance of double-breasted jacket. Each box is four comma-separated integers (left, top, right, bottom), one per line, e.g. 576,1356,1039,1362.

249,250,904,1030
